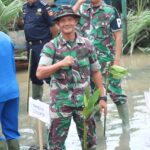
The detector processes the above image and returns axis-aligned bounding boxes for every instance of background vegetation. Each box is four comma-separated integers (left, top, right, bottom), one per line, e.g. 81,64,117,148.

126,0,150,54
0,0,23,32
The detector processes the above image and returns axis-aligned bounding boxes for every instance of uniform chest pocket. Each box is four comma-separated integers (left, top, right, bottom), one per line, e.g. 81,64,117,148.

78,59,90,79
34,13,44,23
54,67,70,80
28,8,44,23
52,68,69,90
96,21,110,38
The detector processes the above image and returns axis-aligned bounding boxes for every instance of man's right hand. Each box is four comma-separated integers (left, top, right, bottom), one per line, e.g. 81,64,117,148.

77,0,86,4
73,0,86,13
61,56,74,67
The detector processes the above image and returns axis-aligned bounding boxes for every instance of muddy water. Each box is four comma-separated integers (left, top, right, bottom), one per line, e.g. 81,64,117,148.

17,53,150,150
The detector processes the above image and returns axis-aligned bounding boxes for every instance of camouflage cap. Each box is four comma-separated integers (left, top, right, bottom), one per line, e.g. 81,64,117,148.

54,5,80,21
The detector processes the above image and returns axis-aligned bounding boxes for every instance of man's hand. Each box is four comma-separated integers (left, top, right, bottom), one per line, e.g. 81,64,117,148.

60,56,74,67
77,0,86,4
99,100,107,115
72,0,85,13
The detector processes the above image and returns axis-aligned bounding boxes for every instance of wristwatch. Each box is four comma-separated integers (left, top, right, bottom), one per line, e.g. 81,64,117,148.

99,96,107,102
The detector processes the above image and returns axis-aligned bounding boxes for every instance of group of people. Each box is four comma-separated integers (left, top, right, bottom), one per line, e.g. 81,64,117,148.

0,0,129,149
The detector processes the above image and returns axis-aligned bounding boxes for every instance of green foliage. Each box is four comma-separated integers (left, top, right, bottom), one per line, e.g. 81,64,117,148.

0,0,6,14
82,88,101,119
109,65,128,79
125,10,150,54
127,0,150,11
136,0,147,15
137,47,150,53
124,0,150,54
82,88,101,150
0,0,23,32
2,0,14,6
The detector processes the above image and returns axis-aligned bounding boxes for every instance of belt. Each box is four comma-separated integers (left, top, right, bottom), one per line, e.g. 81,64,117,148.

27,40,44,45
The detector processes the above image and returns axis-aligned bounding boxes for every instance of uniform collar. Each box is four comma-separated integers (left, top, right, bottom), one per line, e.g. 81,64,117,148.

59,32,85,46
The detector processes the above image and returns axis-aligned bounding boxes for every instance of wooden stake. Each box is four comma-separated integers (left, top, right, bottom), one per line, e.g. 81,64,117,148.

38,120,44,150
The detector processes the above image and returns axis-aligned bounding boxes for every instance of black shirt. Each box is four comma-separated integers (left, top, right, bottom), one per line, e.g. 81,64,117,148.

23,0,54,41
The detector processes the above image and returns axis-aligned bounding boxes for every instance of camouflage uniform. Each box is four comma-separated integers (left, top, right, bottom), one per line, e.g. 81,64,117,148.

39,33,101,149
77,2,127,105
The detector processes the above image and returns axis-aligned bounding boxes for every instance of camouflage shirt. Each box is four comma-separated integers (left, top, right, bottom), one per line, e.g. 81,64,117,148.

39,33,101,108
77,2,122,63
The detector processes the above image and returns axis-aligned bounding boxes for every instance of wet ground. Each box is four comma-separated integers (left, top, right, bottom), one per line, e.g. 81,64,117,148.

17,53,150,150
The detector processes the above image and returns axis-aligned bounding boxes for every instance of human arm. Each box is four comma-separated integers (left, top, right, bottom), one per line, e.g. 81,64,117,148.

86,39,107,113
110,8,123,65
113,30,122,65
36,55,74,80
72,0,85,13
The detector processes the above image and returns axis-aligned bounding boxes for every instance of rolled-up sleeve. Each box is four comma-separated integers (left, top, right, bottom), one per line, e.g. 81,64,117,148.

39,43,55,66
39,53,52,66
91,60,101,72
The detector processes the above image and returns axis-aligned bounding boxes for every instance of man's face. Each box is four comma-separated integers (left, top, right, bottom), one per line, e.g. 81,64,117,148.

91,0,101,5
27,0,36,5
57,16,78,35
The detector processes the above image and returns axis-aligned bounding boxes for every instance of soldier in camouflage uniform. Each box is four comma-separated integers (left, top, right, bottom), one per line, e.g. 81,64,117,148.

36,5,107,150
73,0,129,132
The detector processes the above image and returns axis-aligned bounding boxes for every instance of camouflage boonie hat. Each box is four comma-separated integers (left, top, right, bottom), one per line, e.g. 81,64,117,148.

54,5,80,21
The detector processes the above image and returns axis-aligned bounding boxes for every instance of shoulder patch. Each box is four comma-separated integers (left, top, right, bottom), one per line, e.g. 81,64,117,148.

46,6,54,16
47,10,53,16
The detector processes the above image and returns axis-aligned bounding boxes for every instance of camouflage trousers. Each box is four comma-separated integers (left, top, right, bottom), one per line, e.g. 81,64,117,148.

101,62,127,105
48,105,96,150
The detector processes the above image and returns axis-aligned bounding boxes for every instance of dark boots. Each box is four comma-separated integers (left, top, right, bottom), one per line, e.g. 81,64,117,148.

7,139,20,150
32,84,43,100
0,139,19,150
117,103,130,132
0,141,7,150
94,103,129,132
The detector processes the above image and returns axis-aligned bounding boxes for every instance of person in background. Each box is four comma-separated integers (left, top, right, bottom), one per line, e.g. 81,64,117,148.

23,0,57,101
23,1,58,148
36,5,107,149
73,0,129,132
0,31,20,150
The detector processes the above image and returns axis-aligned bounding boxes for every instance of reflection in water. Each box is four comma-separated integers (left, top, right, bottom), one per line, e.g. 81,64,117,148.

115,132,130,150
17,54,150,150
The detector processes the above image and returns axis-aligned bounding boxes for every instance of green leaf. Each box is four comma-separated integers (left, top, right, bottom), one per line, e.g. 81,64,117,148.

0,0,6,14
89,89,100,106
85,87,90,98
82,88,101,119
82,106,94,119
90,104,100,118
0,0,23,31
83,93,88,108
109,65,128,79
